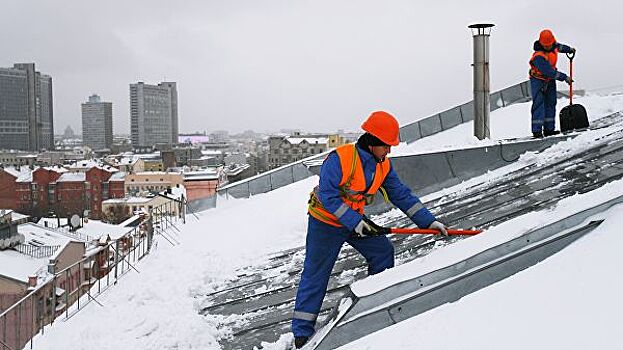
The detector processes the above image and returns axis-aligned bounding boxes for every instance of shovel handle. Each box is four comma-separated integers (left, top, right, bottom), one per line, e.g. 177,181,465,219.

389,228,482,236
567,52,574,105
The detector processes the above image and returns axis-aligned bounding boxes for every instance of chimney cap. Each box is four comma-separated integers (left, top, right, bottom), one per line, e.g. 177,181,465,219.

468,23,494,29
468,23,495,36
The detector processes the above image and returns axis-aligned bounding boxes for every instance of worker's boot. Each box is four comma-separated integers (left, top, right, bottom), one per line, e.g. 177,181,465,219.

544,130,561,137
295,336,309,348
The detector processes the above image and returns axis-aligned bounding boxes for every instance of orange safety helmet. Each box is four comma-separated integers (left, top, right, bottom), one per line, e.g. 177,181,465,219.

361,111,400,146
539,29,556,47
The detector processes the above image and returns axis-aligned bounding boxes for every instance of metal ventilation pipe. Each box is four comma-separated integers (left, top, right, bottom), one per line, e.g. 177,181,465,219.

468,23,494,140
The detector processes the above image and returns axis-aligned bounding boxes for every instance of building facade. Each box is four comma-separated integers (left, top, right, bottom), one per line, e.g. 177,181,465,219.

130,82,178,148
268,134,328,169
125,172,184,196
0,63,54,151
81,94,113,150
2,165,125,220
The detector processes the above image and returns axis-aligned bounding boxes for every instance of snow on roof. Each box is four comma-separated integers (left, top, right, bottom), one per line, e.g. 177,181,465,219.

37,217,69,228
11,211,29,222
183,171,219,181
2,166,33,179
76,219,135,240
0,223,80,282
161,185,186,200
109,171,127,181
18,223,74,247
69,160,99,169
57,172,86,182
103,197,153,205
119,156,140,165
287,137,328,145
95,165,119,172
133,171,181,176
16,171,34,183
0,249,48,283
201,150,222,155
43,166,68,173
225,164,250,176
118,214,144,227
135,153,160,160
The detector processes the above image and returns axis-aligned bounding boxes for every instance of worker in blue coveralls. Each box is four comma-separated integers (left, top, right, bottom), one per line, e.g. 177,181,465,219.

291,111,448,348
529,29,576,138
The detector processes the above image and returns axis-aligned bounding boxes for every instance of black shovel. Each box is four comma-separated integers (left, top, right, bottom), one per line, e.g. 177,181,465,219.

559,51,589,133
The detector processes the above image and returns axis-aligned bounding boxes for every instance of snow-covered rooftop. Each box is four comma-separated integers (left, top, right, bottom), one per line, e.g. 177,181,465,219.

76,219,136,240
109,171,127,181
103,197,152,205
287,137,328,145
0,223,82,283
25,92,623,349
2,166,33,179
57,172,86,182
183,170,219,181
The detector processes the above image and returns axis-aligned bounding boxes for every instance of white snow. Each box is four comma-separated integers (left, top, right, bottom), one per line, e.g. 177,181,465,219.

26,92,623,350
0,223,78,283
56,172,86,182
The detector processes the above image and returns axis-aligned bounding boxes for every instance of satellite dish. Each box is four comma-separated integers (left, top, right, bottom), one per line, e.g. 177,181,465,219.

70,214,81,228
83,210,90,217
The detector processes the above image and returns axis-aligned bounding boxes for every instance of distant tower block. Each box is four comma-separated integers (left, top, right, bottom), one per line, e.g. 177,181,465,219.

468,23,494,140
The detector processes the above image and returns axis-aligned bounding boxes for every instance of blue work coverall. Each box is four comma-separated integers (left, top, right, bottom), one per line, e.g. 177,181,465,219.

530,41,574,133
291,144,436,338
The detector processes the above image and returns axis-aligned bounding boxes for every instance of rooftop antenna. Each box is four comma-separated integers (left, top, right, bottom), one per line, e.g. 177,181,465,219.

468,22,494,140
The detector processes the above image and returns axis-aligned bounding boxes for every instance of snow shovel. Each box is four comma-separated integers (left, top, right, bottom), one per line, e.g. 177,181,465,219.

559,51,589,133
389,227,482,236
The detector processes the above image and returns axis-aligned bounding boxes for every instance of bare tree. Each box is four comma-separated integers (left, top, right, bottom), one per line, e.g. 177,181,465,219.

102,205,131,224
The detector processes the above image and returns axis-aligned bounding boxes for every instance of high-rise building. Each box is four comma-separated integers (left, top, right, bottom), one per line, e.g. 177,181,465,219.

0,63,54,151
130,81,178,148
81,94,113,150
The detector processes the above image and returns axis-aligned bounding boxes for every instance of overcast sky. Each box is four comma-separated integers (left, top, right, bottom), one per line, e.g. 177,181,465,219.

3,0,622,135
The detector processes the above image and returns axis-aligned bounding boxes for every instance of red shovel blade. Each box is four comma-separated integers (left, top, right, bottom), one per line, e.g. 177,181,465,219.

390,227,482,236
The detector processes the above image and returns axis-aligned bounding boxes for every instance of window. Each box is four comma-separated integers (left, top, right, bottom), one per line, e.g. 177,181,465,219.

102,182,109,199
48,184,55,203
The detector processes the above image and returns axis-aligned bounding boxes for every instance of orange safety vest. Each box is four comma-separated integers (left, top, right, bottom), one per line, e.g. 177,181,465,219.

308,143,391,227
529,49,558,81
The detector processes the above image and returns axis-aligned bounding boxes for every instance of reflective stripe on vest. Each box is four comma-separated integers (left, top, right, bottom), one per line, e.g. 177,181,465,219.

308,144,391,227
529,49,558,81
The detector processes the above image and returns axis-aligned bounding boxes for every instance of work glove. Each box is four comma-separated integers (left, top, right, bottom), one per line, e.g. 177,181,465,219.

353,216,389,237
428,220,449,237
564,76,574,85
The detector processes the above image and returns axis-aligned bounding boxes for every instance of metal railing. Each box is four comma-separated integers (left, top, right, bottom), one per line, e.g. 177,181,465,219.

399,81,531,143
0,199,186,350
217,80,533,199
12,245,60,259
